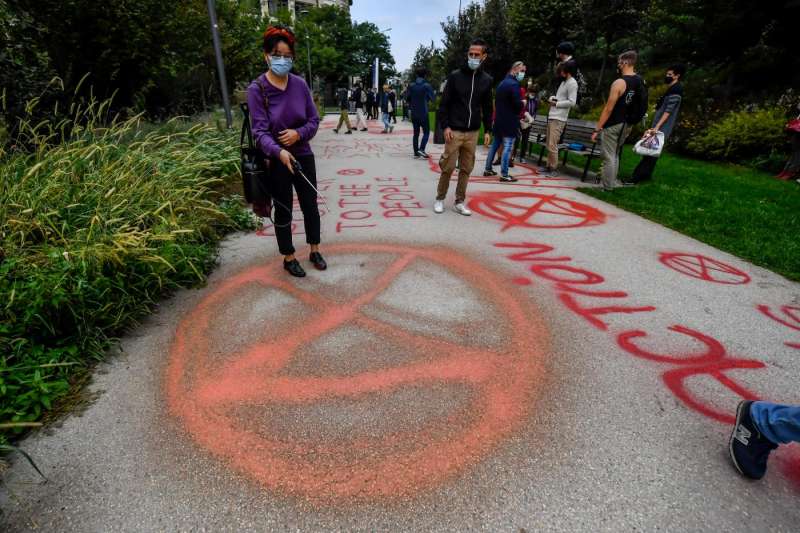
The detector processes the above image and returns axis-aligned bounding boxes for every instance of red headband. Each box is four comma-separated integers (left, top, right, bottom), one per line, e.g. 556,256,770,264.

263,27,296,47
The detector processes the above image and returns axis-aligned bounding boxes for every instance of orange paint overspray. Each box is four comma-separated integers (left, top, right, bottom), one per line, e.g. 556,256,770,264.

165,243,549,503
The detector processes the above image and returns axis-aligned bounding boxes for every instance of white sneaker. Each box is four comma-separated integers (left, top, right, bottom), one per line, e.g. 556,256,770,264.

453,203,472,216
433,200,444,214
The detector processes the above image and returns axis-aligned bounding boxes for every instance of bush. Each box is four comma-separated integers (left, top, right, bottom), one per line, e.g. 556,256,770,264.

0,99,255,440
686,106,787,166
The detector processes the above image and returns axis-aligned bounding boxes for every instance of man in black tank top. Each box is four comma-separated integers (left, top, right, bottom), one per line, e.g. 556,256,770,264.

592,50,642,190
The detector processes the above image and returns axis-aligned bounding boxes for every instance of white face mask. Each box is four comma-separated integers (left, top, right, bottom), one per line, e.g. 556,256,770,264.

468,57,482,70
515,71,526,82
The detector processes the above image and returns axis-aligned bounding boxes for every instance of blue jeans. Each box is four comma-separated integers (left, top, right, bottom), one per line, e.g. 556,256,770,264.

382,112,391,131
485,136,516,176
412,116,430,154
751,402,800,444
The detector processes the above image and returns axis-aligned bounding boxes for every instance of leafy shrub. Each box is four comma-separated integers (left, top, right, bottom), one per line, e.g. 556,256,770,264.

0,99,254,440
686,106,787,164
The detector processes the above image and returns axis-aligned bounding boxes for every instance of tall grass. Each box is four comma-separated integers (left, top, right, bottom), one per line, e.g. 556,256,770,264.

0,92,255,439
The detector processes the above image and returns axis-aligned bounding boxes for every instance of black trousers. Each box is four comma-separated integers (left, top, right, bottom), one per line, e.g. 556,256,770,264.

631,155,658,183
268,154,320,256
518,126,532,159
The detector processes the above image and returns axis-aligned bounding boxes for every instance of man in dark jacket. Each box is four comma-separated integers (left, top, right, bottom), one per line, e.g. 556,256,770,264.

366,89,376,119
434,38,493,216
333,87,353,134
484,61,526,181
629,64,685,183
408,66,435,158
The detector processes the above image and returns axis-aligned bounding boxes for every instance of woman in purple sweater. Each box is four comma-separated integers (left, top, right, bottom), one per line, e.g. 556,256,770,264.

248,26,324,278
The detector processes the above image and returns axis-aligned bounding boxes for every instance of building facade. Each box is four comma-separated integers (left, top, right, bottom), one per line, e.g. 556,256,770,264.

261,0,352,18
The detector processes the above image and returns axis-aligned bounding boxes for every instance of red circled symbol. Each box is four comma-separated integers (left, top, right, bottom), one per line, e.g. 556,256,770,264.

467,191,607,231
166,243,548,502
659,252,751,285
337,168,365,176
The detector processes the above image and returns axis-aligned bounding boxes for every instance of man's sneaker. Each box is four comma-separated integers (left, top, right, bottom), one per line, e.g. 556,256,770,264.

414,152,421,159
537,165,550,173
483,169,497,176
433,200,444,214
543,170,560,178
500,175,518,182
333,128,339,134
729,400,778,480
453,203,472,216
418,151,429,158
345,130,353,135
389,125,394,133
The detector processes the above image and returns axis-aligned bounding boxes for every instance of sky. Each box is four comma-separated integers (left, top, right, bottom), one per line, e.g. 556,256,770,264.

350,0,461,73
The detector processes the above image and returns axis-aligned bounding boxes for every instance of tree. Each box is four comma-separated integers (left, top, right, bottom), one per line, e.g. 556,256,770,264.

475,0,513,82
410,41,445,88
440,2,483,76
507,0,583,78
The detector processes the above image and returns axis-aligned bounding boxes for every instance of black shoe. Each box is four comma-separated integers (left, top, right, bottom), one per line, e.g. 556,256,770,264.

418,151,429,158
333,129,339,134
309,252,327,271
500,175,518,182
483,169,497,176
509,161,515,168
414,153,421,159
360,128,368,132
345,130,353,134
492,159,500,166
729,401,778,480
283,258,306,278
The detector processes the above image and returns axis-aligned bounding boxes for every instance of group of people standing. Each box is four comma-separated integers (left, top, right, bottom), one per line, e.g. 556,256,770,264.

333,84,401,134
246,25,800,485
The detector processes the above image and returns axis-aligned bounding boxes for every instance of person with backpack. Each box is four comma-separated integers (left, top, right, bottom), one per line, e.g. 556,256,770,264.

591,50,647,191
408,66,435,158
629,64,686,183
483,61,526,182
350,83,368,131
333,87,353,134
379,84,395,133
540,62,578,177
247,25,325,278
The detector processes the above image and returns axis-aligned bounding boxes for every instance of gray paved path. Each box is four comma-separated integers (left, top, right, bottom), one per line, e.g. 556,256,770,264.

2,115,799,532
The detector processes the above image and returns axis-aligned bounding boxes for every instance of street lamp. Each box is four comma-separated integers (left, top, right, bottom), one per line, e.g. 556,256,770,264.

206,0,233,128
300,10,313,92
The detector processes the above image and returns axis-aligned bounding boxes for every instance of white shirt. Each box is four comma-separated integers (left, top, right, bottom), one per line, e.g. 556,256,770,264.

548,76,578,122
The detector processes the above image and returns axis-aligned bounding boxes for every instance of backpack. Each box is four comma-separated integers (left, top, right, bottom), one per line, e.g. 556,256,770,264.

239,76,272,217
624,75,649,126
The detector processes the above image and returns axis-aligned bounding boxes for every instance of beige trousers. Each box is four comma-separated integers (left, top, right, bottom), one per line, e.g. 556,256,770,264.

436,130,479,204
336,110,352,131
546,119,567,169
600,122,632,189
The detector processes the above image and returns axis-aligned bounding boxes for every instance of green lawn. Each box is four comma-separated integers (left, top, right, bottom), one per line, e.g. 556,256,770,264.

556,144,800,281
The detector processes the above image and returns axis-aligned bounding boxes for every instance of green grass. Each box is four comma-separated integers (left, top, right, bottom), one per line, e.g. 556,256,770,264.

557,144,800,281
0,99,257,441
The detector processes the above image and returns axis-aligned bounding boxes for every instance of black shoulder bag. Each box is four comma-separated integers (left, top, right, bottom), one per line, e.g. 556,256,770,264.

240,77,272,217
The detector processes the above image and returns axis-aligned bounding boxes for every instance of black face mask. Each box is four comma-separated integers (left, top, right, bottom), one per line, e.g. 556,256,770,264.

665,75,674,84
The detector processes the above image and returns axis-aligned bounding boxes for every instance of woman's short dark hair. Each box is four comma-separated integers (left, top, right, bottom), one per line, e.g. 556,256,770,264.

668,63,687,78
561,60,577,77
263,25,296,55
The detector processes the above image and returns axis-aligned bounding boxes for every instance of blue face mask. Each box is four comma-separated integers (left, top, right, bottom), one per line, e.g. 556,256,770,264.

270,56,293,77
468,57,481,70
516,71,526,82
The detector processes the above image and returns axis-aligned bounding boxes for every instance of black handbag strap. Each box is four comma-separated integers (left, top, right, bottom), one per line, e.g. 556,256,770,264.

240,74,270,152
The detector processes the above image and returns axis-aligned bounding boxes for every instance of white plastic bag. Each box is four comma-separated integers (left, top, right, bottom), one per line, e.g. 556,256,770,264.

633,131,665,157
